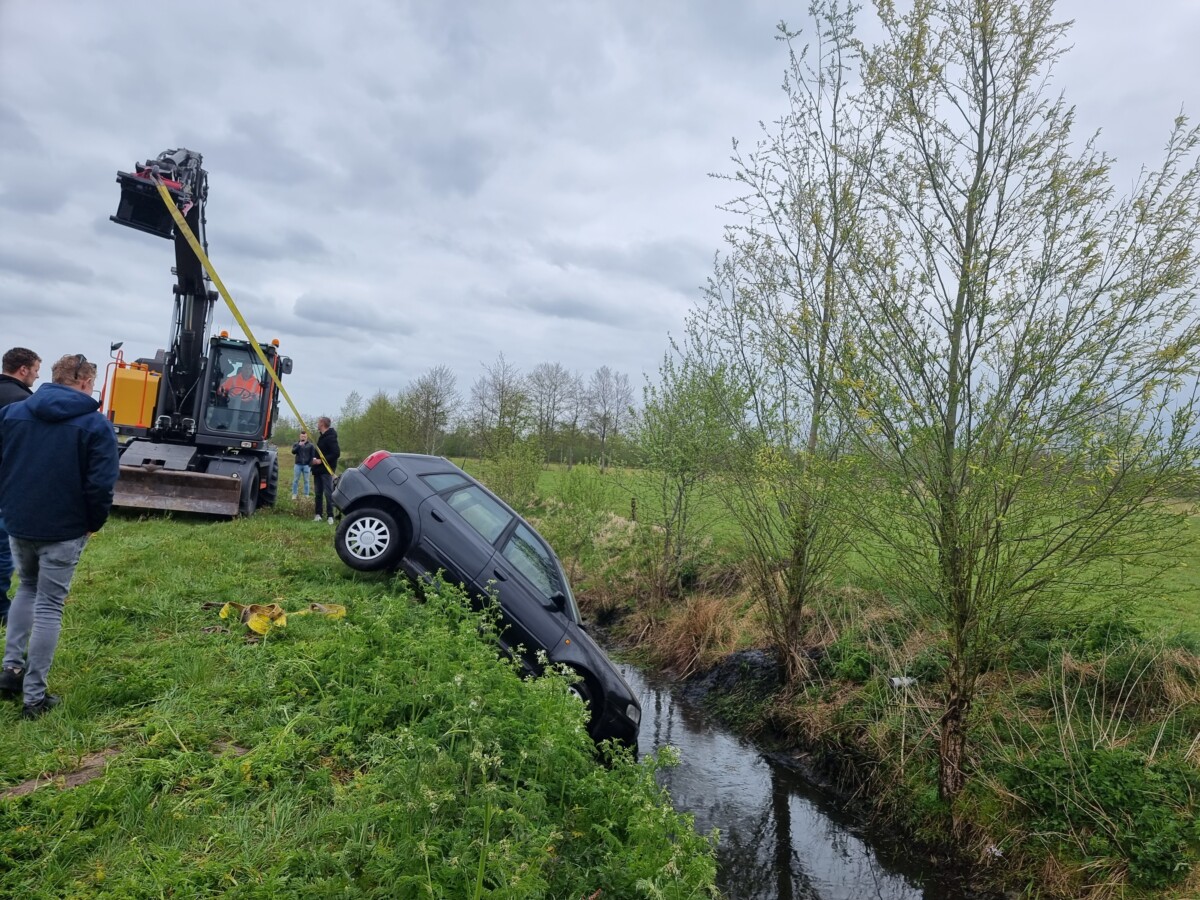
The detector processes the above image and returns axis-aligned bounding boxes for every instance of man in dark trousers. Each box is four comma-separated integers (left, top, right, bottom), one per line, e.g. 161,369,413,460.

0,354,119,718
311,416,341,525
0,347,41,624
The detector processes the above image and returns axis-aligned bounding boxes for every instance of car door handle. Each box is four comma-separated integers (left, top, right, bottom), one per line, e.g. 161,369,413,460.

430,510,445,523
492,569,508,582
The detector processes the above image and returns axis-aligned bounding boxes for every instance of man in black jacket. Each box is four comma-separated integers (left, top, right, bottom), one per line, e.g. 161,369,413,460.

0,347,40,624
0,354,119,718
311,416,341,524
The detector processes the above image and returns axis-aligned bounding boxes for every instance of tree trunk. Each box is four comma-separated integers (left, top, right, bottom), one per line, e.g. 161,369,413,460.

937,670,972,809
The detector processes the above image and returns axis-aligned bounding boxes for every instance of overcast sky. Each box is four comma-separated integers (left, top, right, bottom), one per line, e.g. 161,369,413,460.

2,1,1198,423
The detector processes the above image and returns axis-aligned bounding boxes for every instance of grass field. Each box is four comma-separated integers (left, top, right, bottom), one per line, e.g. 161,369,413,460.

530,463,1200,639
0,498,718,898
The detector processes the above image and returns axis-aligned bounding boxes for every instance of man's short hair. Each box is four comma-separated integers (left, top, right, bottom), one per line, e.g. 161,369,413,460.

318,416,331,428
2,347,40,375
51,353,98,386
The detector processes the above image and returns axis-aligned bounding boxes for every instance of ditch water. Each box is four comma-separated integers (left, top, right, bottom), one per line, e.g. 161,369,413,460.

621,664,977,900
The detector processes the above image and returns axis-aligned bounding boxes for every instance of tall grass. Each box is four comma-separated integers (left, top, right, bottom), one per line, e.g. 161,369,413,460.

0,504,718,898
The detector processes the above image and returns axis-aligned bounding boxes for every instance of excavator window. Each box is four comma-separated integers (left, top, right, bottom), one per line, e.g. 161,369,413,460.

207,346,267,434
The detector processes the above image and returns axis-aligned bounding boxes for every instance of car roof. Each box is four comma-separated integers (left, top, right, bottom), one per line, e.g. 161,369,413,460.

385,453,530,521
386,453,471,478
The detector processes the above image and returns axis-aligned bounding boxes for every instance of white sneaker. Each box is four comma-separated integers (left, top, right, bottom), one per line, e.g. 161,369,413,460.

292,494,298,501
313,515,321,522
327,516,334,525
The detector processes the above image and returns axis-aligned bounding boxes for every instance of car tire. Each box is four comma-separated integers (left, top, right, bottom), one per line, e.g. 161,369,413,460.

566,668,599,732
336,507,404,571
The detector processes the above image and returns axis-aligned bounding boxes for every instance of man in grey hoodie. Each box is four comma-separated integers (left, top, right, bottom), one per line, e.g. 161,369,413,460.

0,354,119,718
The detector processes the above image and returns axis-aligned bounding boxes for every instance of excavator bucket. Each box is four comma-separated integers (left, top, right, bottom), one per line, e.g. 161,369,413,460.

114,466,243,517
111,170,177,240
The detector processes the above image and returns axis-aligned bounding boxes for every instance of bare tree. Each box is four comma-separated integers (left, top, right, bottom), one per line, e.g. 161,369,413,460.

469,353,531,456
527,361,578,452
406,364,460,455
584,366,634,469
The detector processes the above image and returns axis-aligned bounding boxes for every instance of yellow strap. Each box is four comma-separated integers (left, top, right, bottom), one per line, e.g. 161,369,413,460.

152,179,334,474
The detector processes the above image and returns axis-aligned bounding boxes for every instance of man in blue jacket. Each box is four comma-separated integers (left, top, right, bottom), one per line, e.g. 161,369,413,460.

0,354,119,719
0,347,41,624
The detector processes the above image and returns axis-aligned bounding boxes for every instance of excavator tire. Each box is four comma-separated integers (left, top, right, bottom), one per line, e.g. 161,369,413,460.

260,457,279,508
238,469,261,518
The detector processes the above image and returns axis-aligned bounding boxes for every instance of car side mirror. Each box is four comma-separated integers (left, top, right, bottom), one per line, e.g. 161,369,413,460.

550,591,567,612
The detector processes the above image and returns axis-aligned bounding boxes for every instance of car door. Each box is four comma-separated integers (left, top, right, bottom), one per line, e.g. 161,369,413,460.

475,521,570,663
415,482,513,590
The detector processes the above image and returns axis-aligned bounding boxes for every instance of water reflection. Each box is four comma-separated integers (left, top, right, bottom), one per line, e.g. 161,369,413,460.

625,664,968,900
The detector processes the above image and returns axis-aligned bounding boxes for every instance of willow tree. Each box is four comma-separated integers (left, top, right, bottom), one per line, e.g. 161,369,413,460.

836,0,1200,807
688,3,881,682
635,352,732,599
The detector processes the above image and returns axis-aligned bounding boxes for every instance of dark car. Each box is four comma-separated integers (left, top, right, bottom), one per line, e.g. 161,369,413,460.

331,452,641,749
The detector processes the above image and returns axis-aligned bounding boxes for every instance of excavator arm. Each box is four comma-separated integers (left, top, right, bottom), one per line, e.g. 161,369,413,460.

111,149,216,437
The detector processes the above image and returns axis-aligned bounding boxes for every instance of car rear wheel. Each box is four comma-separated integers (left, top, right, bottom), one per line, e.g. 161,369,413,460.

335,507,404,571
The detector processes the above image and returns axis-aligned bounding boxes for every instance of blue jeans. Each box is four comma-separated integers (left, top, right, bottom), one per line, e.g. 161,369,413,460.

292,464,311,497
3,535,88,705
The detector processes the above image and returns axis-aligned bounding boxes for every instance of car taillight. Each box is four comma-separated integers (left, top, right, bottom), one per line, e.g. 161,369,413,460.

364,450,390,469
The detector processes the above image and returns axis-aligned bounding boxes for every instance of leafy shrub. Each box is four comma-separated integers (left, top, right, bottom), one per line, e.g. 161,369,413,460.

907,643,949,683
823,637,875,683
1005,746,1200,888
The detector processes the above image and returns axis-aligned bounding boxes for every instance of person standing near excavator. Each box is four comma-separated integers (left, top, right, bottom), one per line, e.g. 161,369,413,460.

0,354,119,719
311,416,340,525
0,347,41,625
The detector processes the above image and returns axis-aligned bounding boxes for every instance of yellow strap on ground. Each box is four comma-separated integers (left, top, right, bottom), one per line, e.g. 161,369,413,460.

219,601,346,635
152,179,334,474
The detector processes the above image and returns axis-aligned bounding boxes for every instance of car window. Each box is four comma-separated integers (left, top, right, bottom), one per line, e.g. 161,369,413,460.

445,485,512,543
423,473,469,492
501,523,560,601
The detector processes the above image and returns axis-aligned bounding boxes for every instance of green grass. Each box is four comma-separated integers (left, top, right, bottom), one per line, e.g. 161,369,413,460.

0,502,718,899
532,462,1200,639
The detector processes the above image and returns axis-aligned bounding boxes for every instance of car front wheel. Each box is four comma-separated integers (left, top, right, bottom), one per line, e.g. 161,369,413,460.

335,508,404,571
566,668,599,733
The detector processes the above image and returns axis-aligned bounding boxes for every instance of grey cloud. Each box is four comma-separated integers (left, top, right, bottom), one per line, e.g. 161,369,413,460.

543,237,711,296
198,114,327,189
291,292,416,336
0,247,94,285
0,181,70,216
0,104,41,154
411,134,496,197
215,228,329,263
508,286,628,328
